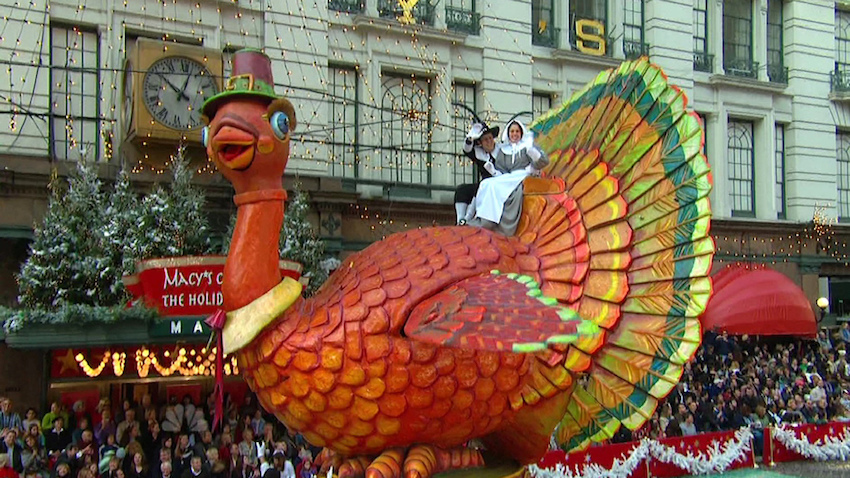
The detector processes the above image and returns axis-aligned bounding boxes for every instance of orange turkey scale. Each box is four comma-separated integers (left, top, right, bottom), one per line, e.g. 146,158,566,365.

239,222,580,457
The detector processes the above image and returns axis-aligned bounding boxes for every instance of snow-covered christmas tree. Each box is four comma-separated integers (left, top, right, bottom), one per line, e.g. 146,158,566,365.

103,166,140,285
18,160,113,308
280,185,339,296
127,145,211,261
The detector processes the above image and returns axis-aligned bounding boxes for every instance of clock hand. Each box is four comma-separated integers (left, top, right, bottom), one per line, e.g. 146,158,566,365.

158,73,190,101
179,72,191,97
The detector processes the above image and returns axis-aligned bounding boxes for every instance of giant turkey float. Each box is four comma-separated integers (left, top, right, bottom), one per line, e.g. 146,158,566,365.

199,49,714,478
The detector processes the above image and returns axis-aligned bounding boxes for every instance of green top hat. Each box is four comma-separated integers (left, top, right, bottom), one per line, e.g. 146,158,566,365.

202,48,279,118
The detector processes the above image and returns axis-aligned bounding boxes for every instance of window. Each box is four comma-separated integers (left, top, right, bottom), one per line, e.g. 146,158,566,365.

380,74,432,186
723,0,756,78
694,0,712,72
767,0,785,83
329,0,363,14
532,92,552,119
570,0,608,56
446,0,479,35
378,0,435,26
834,10,850,92
50,24,100,161
727,120,755,216
775,124,785,219
532,0,558,47
837,132,850,221
328,65,358,178
452,83,477,186
623,0,647,60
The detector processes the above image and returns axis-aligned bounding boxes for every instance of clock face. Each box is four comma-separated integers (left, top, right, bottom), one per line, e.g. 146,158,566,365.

142,56,219,131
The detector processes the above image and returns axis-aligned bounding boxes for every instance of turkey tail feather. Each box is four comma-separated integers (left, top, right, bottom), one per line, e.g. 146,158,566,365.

524,57,713,451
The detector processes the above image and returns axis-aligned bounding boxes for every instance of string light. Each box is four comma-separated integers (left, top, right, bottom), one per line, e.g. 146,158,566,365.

714,203,848,266
66,345,236,378
76,351,111,378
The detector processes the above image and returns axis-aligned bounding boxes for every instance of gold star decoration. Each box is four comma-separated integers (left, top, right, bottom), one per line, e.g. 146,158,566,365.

56,349,79,375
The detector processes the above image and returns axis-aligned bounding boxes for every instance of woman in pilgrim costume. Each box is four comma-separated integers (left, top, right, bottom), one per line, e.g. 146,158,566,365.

463,118,548,235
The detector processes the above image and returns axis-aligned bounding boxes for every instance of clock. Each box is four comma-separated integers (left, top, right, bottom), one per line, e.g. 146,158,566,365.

121,58,134,135
123,38,223,144
142,56,219,131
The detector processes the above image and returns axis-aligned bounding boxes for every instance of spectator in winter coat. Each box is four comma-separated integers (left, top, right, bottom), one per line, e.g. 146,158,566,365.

45,417,72,456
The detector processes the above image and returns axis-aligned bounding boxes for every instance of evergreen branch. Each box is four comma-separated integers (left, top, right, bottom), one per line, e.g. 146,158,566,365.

0,303,159,333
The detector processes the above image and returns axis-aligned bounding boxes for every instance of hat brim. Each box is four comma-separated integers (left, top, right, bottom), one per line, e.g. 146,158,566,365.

202,91,279,118
482,126,499,138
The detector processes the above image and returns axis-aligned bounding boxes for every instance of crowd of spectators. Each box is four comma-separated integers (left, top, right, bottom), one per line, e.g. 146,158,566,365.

3,326,850,477
611,325,850,455
0,393,323,478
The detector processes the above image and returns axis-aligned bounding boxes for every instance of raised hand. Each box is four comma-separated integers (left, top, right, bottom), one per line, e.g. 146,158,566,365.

466,122,485,140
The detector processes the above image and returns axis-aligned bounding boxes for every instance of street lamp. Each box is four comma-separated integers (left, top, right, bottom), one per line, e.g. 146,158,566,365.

817,297,829,322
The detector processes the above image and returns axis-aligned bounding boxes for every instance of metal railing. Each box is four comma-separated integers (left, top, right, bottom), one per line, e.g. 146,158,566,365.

832,69,850,93
724,57,759,79
329,0,364,14
445,6,479,35
623,40,649,60
767,63,789,84
693,51,714,73
532,27,560,48
378,0,435,26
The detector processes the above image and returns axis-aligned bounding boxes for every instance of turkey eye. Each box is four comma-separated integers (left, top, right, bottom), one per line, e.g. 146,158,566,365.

201,126,209,148
270,111,289,139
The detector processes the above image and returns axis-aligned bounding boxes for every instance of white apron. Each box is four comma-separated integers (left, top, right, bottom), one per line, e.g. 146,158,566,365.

471,169,529,224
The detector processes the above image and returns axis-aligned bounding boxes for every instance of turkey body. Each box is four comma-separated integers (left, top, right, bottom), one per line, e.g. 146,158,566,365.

238,225,561,461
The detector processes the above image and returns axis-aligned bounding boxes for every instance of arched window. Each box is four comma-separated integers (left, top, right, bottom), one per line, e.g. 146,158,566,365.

727,120,755,216
380,74,432,186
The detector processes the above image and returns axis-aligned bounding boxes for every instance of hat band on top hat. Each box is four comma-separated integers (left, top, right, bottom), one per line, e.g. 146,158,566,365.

225,74,276,97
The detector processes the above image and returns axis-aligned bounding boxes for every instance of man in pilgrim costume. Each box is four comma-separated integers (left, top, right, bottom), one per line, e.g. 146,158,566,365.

463,118,548,236
454,121,500,225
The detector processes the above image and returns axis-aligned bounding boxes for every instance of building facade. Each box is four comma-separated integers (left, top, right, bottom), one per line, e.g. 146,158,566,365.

3,0,850,405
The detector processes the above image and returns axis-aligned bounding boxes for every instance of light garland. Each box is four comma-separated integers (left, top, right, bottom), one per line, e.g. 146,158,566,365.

771,424,850,462
76,351,111,378
529,427,754,478
66,345,237,379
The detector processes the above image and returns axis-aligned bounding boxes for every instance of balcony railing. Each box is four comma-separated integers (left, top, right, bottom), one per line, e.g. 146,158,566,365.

445,6,479,35
532,27,560,48
623,40,649,60
378,0,435,26
693,51,714,73
724,57,759,79
832,69,850,93
767,63,789,84
329,0,364,13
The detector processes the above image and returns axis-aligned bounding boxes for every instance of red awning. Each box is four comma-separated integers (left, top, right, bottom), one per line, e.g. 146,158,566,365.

701,265,817,338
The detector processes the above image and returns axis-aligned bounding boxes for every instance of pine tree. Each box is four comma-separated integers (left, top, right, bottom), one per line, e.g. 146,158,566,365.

167,146,210,255
128,145,211,262
279,186,338,296
103,166,140,286
18,161,112,307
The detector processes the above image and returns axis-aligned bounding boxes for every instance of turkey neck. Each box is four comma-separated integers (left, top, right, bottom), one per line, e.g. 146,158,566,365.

223,200,284,311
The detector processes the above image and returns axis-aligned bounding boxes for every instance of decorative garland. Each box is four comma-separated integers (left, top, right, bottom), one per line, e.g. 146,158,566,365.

771,424,850,461
529,428,754,478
